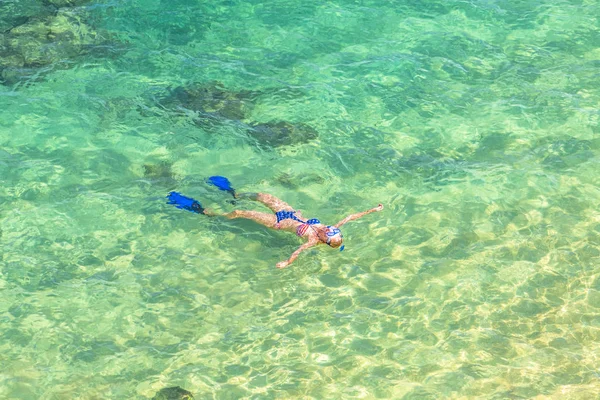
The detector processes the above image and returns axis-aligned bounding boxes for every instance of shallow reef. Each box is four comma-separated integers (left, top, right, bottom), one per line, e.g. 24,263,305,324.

0,1,120,85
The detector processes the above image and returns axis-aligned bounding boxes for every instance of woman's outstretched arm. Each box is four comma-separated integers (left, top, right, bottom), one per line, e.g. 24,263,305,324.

276,239,318,269
334,204,383,228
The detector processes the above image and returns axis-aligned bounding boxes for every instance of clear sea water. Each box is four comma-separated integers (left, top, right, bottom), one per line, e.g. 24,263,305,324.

1,0,600,398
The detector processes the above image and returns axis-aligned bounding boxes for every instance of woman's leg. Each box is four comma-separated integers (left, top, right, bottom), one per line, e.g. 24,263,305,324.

236,192,294,212
219,209,277,229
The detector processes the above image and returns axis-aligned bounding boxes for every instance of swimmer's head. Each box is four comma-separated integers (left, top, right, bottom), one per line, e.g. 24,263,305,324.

319,225,344,249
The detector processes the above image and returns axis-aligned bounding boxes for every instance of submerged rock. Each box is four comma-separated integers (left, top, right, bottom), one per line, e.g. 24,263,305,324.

152,386,194,400
395,152,471,184
46,0,95,6
160,82,319,148
360,148,475,187
143,161,174,180
0,0,53,33
537,137,595,171
0,0,97,33
276,171,325,189
0,7,121,85
163,81,258,121
95,96,143,130
249,121,318,147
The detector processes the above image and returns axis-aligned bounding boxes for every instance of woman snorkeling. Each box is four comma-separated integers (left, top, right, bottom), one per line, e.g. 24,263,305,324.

167,176,383,269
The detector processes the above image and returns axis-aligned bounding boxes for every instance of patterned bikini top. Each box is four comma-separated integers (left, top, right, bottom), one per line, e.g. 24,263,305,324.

275,210,320,236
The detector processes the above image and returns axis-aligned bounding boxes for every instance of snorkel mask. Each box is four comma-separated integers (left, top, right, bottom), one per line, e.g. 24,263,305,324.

325,226,345,251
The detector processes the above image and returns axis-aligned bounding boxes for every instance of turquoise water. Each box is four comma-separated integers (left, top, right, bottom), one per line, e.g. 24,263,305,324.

1,0,600,398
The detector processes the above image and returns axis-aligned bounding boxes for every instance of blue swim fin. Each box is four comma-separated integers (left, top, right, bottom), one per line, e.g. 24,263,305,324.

166,191,205,214
207,175,236,198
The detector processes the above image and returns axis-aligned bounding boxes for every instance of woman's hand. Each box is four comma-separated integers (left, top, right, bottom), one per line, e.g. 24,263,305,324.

276,260,289,269
374,203,383,211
